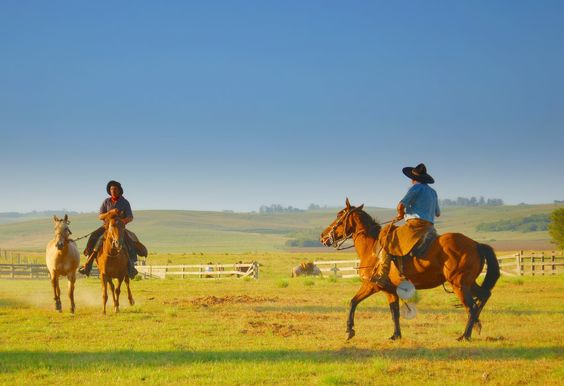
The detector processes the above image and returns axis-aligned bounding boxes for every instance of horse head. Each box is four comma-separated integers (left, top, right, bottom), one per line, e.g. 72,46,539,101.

319,198,365,249
103,210,126,251
53,214,71,250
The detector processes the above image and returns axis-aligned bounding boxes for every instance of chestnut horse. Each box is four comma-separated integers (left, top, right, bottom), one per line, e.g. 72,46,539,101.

320,199,500,341
46,215,80,313
98,209,134,314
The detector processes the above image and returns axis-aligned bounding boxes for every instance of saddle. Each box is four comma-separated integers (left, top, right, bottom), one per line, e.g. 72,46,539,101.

409,227,438,258
391,227,438,276
126,230,148,257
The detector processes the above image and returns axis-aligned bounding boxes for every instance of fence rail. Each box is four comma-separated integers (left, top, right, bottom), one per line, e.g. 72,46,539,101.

136,262,259,279
315,250,564,278
501,251,564,276
313,259,361,279
0,263,50,279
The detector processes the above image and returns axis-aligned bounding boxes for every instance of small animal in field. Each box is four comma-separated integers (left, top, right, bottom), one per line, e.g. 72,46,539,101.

45,215,80,313
292,262,322,277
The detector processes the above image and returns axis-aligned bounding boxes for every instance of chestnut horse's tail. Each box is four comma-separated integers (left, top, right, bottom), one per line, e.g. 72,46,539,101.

477,243,500,299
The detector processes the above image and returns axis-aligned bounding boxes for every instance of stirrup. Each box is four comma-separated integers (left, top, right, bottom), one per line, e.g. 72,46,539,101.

78,265,91,276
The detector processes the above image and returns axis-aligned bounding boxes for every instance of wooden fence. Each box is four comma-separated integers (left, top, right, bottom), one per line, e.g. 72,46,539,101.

313,259,361,279
136,262,259,279
0,263,50,279
0,263,99,279
495,251,564,276
315,251,564,278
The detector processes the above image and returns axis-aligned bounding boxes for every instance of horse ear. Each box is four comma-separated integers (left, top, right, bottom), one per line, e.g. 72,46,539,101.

53,215,59,222
358,204,364,211
345,197,351,209
64,214,68,222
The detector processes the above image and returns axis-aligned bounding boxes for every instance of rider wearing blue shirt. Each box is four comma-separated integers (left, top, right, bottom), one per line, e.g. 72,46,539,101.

373,164,440,287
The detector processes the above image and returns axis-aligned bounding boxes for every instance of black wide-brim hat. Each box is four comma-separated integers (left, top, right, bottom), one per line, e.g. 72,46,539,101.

106,180,124,195
402,163,435,184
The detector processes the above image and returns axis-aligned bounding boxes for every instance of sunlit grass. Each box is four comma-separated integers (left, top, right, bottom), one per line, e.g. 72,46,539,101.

0,252,563,385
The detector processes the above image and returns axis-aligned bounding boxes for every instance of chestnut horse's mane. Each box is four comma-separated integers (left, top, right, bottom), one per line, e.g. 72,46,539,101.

356,209,381,239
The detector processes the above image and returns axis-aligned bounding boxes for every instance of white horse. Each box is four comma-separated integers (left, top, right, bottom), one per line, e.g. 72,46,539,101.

46,215,80,313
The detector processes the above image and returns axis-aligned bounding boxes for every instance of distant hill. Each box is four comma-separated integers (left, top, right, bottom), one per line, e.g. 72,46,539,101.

0,204,561,253
0,211,85,225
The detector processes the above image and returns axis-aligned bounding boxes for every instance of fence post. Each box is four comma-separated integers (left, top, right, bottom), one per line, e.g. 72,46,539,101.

531,252,535,276
253,261,259,279
519,251,524,276
552,251,556,275
541,252,545,276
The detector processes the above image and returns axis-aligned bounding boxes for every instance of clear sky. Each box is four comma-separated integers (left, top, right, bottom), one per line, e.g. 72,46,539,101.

1,1,563,213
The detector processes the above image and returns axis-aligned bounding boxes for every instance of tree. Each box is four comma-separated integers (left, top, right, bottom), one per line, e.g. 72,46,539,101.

548,208,564,249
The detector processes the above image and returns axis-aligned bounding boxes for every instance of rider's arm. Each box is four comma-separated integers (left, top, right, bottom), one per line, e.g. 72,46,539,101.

396,202,405,221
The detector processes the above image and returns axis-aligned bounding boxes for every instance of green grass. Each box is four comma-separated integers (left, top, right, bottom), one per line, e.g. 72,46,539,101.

0,250,563,385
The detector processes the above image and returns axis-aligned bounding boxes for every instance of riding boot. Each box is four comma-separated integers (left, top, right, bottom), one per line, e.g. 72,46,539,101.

128,259,138,279
78,251,97,276
372,251,392,288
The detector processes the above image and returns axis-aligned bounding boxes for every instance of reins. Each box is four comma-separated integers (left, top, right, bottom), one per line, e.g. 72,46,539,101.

69,230,95,243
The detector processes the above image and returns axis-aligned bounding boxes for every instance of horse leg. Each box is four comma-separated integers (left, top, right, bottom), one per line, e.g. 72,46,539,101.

68,273,76,314
470,283,488,335
51,275,62,312
453,285,478,341
125,276,135,306
346,282,378,340
107,279,118,313
101,274,108,315
114,278,123,313
386,292,402,340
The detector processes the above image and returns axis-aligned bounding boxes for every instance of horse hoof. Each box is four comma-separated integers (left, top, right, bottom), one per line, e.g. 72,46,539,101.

346,330,355,340
457,335,471,342
389,334,402,340
114,307,120,313
129,299,135,306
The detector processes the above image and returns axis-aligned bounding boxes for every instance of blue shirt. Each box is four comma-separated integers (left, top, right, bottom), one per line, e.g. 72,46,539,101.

99,196,133,219
400,183,440,224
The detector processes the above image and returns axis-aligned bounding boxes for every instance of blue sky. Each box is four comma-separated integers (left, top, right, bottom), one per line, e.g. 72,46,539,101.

1,1,563,212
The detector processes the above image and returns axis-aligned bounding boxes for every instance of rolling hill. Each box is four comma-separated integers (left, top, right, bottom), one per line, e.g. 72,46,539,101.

0,204,561,254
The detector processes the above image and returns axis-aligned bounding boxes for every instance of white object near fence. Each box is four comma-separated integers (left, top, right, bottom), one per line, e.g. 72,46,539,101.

136,262,259,279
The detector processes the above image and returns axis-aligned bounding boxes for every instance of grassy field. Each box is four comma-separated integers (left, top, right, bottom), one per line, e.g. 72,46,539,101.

0,203,562,255
0,249,563,386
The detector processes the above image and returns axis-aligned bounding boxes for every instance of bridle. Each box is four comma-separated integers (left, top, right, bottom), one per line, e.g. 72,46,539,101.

106,218,126,254
325,207,361,250
55,220,72,249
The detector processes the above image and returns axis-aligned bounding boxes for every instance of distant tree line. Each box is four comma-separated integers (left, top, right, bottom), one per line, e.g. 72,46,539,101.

259,203,328,214
476,214,549,233
440,197,504,207
259,204,304,214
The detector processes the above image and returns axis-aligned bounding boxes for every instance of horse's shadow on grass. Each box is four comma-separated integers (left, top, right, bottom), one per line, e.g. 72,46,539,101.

1,346,561,372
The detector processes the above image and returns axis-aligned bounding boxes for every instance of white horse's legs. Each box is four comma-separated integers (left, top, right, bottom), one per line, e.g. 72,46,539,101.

51,275,62,312
67,273,76,314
